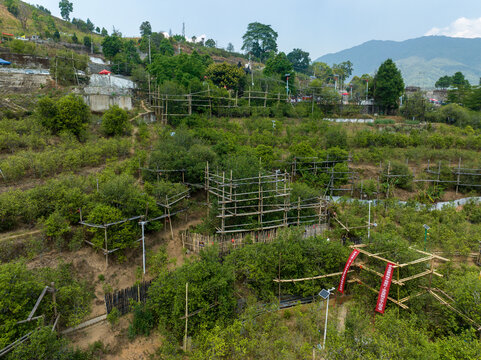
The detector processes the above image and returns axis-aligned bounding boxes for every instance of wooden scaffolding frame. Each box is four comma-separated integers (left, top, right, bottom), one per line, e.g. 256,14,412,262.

205,163,328,234
290,154,358,197
348,244,450,310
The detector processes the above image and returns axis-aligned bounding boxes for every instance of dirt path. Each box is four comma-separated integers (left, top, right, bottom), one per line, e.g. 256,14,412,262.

337,302,348,332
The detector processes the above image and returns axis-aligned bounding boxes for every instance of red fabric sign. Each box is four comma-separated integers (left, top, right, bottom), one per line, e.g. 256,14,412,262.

338,249,360,294
375,263,395,314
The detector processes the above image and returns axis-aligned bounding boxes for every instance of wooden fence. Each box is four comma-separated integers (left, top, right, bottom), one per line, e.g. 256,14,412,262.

104,280,152,315
181,223,328,253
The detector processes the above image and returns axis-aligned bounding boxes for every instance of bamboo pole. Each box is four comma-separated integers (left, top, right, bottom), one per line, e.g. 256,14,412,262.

183,282,188,352
104,227,108,268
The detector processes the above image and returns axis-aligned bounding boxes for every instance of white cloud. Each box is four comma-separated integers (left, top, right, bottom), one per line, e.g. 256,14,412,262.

425,17,481,38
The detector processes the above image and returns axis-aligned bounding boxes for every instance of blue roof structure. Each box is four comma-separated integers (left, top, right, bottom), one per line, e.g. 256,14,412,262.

0,58,11,65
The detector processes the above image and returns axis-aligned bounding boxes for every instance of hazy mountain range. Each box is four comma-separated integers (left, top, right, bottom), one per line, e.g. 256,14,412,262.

315,36,481,88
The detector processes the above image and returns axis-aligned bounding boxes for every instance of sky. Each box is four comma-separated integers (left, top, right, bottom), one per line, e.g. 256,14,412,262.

27,0,481,60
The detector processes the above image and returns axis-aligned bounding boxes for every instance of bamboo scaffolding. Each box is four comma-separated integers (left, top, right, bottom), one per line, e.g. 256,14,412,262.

352,277,409,309
429,289,481,331
206,167,327,234
349,244,450,310
273,270,353,283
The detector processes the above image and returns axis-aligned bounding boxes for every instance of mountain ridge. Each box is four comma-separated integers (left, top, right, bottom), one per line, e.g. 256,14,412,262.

315,36,481,87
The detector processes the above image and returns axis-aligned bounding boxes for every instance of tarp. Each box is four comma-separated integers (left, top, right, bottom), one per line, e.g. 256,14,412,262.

338,249,360,293
0,58,11,65
375,262,395,314
99,69,111,75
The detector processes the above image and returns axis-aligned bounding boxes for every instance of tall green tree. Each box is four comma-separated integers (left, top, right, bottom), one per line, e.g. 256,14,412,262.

287,48,310,73
373,59,405,112
435,75,452,89
264,52,293,80
86,18,94,32
448,72,471,104
102,34,123,59
205,62,246,92
140,21,152,37
5,0,19,17
241,22,278,62
205,39,216,48
58,0,73,21
452,71,470,88
312,62,333,84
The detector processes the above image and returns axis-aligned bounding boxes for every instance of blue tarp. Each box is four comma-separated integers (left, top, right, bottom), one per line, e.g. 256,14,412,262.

0,58,11,65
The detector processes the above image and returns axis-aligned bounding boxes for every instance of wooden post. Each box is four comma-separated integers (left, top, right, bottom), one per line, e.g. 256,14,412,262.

51,282,57,317
278,252,282,303
456,157,461,194
165,94,169,125
319,197,323,225
311,90,315,115
297,196,301,226
104,227,108,268
258,172,262,228
264,85,268,107
183,282,188,352
188,95,192,115
387,161,391,198
284,174,288,226
206,162,210,216
248,88,251,107
397,267,400,317
235,91,238,107
221,172,225,234
167,195,174,241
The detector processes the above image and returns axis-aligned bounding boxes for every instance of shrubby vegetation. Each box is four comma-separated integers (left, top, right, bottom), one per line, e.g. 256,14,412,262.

0,262,91,349
36,94,90,136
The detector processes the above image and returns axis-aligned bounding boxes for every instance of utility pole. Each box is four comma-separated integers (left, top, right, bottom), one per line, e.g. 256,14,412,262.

183,282,189,352
318,287,335,350
182,22,185,39
368,200,372,240
365,79,369,101
249,53,254,86
140,221,147,274
148,35,152,104
333,74,338,92
285,73,290,102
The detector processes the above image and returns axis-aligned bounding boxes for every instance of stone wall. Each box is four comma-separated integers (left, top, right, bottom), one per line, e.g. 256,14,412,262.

83,94,133,112
0,71,50,93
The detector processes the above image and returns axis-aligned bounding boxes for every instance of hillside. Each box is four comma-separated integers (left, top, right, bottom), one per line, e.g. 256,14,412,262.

315,36,481,87
0,0,102,43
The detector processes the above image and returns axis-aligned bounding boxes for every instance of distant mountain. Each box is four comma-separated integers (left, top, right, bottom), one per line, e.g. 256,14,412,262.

315,36,481,87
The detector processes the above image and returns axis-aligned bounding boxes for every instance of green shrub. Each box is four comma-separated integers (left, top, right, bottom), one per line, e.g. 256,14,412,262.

128,303,154,339
107,307,120,326
37,94,90,136
42,210,71,249
381,161,413,190
101,105,131,136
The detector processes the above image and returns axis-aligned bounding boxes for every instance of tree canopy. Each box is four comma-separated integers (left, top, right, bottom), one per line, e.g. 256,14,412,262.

264,52,293,80
242,22,278,62
287,48,310,73
58,0,73,21
205,62,246,92
373,59,405,112
140,21,152,37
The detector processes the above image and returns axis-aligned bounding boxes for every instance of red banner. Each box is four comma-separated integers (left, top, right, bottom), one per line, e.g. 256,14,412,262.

338,249,360,294
375,263,395,314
